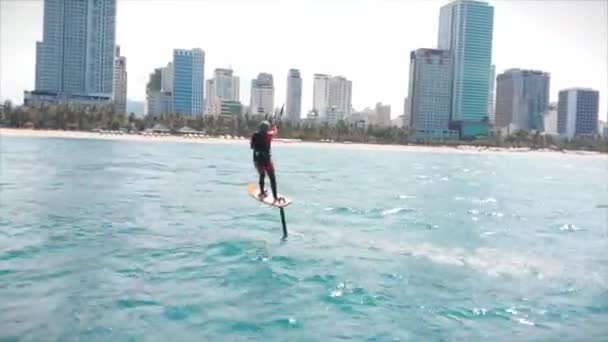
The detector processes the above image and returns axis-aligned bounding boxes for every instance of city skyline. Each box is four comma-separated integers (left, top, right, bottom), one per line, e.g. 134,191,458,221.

1,0,607,119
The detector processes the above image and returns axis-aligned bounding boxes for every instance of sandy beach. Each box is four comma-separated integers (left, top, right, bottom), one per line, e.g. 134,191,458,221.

1,128,604,158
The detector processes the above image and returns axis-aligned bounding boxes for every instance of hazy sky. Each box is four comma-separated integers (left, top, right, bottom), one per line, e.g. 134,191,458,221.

1,0,607,119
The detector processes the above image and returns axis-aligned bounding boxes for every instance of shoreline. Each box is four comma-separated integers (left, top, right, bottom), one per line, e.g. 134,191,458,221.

1,128,605,158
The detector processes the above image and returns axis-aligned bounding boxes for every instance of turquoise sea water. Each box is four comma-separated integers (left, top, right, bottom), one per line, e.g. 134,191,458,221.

1,136,607,341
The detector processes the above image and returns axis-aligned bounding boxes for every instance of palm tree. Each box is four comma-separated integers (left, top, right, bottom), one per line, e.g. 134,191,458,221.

1,100,13,123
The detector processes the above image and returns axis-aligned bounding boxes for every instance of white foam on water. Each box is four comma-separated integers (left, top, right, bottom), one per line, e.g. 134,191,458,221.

330,290,343,298
398,243,565,279
506,308,518,315
516,317,535,326
382,207,411,216
342,236,602,285
473,197,498,204
483,211,504,218
472,308,487,316
559,224,582,232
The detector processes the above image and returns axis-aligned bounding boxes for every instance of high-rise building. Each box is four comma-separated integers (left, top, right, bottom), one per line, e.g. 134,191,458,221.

205,79,217,114
348,107,375,128
214,68,239,101
403,97,410,128
172,48,205,116
543,102,558,135
249,73,274,115
113,46,127,113
205,68,240,115
286,69,303,123
26,0,117,105
374,102,391,128
327,76,352,122
495,69,550,132
220,100,243,116
408,48,455,139
602,121,608,138
146,68,172,115
438,0,494,138
488,64,496,126
161,62,173,92
557,88,599,138
313,74,331,116
392,116,405,128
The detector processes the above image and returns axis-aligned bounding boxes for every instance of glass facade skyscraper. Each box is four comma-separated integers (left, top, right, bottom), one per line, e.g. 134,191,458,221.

495,69,550,132
408,48,457,139
32,0,116,99
172,49,205,116
558,88,599,138
438,0,494,138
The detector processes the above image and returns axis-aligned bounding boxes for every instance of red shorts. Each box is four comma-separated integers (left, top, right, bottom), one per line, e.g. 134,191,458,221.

255,160,274,174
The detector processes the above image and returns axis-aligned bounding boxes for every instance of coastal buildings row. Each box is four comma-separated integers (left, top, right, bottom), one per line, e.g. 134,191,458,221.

406,0,600,139
21,0,602,138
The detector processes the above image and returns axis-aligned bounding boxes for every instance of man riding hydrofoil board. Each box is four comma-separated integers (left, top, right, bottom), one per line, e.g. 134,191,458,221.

250,117,285,204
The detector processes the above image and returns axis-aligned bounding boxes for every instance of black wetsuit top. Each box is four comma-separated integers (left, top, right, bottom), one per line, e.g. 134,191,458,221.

251,132,272,163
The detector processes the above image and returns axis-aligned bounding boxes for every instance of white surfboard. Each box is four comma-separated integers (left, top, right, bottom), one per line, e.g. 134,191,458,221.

247,183,292,208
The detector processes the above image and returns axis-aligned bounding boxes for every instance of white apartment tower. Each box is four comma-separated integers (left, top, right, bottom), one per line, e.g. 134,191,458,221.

250,73,274,115
327,76,352,121
206,68,240,115
313,74,330,116
286,69,303,123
